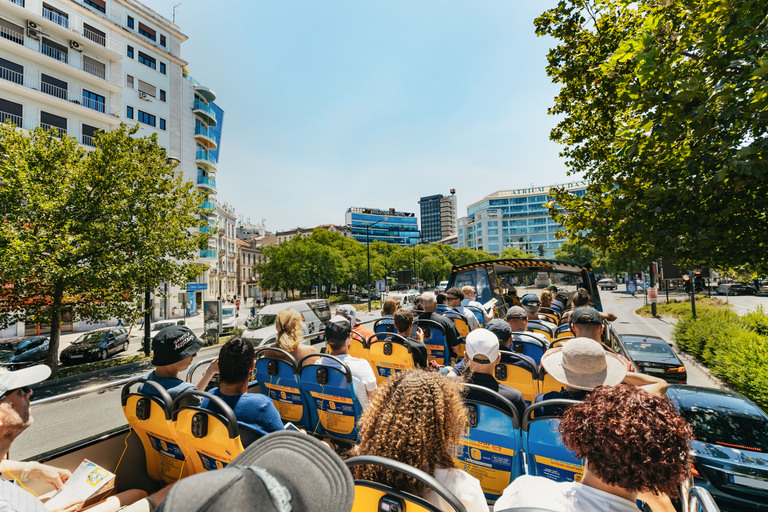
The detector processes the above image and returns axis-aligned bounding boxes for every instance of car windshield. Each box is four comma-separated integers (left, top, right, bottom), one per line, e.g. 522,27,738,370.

72,332,107,345
625,341,677,358
14,339,43,355
248,314,276,329
680,407,768,452
222,307,236,318
151,323,173,332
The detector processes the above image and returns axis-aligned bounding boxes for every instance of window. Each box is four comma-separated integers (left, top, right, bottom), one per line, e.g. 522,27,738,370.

159,62,166,75
138,79,156,97
43,4,69,28
81,123,99,146
138,51,156,69
159,118,166,130
83,23,106,46
160,34,166,47
82,55,105,79
40,111,67,136
137,110,156,127
0,57,23,85
127,16,134,29
138,22,156,41
126,75,134,89
41,74,68,100
127,45,134,59
82,90,105,113
0,97,23,126
84,0,106,14
126,105,134,119
159,89,166,102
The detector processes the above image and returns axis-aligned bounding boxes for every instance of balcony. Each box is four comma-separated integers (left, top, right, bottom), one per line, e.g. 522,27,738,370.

7,0,24,6
82,134,96,146
0,25,23,45
195,150,217,171
41,42,68,64
192,100,217,126
199,200,216,211
199,249,217,260
200,225,216,234
0,110,22,127
43,7,69,29
193,125,217,150
40,123,66,137
83,27,106,47
196,175,216,190
194,85,216,103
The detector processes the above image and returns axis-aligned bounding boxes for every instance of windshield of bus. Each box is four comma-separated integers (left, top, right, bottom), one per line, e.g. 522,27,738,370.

248,314,277,329
72,332,107,345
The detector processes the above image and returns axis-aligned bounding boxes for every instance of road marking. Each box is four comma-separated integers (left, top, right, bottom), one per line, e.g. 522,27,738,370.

632,310,671,342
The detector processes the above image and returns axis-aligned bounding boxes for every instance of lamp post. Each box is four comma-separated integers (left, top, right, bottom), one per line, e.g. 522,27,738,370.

366,217,387,312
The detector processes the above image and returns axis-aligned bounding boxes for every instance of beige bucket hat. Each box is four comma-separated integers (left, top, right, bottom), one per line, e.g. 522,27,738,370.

541,337,627,391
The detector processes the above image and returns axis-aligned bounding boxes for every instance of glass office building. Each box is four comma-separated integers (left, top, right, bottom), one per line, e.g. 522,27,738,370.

419,192,457,244
345,207,420,246
457,181,588,257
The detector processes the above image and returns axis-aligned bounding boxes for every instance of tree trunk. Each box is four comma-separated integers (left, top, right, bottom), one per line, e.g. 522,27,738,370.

46,283,65,378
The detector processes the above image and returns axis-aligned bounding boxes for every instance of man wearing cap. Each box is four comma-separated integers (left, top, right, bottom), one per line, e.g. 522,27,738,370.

506,306,549,347
141,325,219,403
448,319,536,378
444,287,479,330
201,338,284,443
520,293,556,334
569,306,610,342
417,292,461,357
461,329,526,421
336,304,375,343
320,316,377,409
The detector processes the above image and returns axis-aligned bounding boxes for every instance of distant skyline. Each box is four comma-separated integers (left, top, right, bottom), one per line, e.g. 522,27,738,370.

142,0,577,232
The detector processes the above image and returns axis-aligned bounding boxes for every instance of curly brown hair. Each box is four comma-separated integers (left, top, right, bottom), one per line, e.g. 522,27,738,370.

352,370,467,494
540,289,553,308
559,384,692,496
382,298,399,316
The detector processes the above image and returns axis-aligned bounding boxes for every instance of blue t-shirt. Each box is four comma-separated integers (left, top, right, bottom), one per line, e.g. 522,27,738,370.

140,370,198,404
202,388,284,444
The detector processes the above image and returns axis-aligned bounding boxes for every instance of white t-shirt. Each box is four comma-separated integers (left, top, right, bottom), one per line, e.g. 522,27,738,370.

494,475,638,512
455,306,480,329
423,468,489,512
317,354,377,410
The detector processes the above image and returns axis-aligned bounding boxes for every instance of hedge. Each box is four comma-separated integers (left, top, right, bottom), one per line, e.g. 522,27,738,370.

673,306,768,411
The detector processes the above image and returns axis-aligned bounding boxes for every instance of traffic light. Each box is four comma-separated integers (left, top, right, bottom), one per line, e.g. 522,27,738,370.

683,274,692,293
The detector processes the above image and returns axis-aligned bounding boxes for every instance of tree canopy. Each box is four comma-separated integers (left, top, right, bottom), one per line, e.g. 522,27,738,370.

536,0,768,274
0,124,209,374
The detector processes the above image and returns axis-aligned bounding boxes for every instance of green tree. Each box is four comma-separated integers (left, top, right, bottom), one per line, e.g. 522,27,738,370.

499,247,535,259
0,124,208,375
536,0,768,273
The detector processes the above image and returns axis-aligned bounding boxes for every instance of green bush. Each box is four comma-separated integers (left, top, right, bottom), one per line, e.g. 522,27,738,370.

230,327,244,338
673,310,740,359
741,305,768,336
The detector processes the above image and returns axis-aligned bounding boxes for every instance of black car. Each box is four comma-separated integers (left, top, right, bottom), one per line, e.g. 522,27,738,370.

666,385,768,512
0,336,50,369
621,335,687,384
60,327,130,364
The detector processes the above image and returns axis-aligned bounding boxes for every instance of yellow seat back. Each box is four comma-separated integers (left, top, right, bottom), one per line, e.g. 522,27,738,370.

539,370,565,395
528,326,553,342
349,331,372,371
368,334,415,386
494,351,540,403
121,379,189,484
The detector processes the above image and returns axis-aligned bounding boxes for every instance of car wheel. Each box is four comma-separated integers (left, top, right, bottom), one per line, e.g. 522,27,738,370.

100,349,107,361
122,340,129,352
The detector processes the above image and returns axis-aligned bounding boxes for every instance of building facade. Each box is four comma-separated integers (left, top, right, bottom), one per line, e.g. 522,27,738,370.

237,238,266,301
275,224,351,244
345,207,420,246
237,220,267,241
208,201,237,299
418,192,457,244
457,181,588,258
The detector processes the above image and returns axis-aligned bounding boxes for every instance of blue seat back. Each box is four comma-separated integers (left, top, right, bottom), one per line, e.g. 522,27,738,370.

465,306,486,328
414,319,449,366
522,399,584,482
374,318,396,334
453,384,523,504
510,332,548,366
436,304,449,314
253,348,310,428
298,354,363,442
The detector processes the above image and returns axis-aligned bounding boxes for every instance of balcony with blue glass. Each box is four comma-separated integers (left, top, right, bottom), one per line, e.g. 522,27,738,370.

192,100,217,126
199,200,216,211
196,174,216,191
199,249,217,260
195,150,217,171
194,124,217,150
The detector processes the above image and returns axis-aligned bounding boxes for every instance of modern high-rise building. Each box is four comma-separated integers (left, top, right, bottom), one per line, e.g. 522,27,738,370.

345,207,420,246
457,181,588,258
418,191,457,244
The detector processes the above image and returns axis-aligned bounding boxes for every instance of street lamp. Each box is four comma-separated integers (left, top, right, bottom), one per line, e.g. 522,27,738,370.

365,217,387,312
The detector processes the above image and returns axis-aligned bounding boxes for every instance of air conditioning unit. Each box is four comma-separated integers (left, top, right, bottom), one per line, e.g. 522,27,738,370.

27,20,40,30
27,28,40,40
138,91,149,100
70,40,83,52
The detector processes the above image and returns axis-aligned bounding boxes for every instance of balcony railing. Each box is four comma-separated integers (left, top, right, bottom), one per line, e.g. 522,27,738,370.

200,201,216,210
195,151,217,165
82,134,96,146
0,25,23,45
82,96,105,113
82,61,106,79
0,66,23,85
197,176,216,188
43,7,69,28
0,110,22,127
200,250,217,259
83,27,105,47
193,100,215,118
40,123,67,137
194,125,215,139
200,225,216,234
7,0,24,6
41,43,68,64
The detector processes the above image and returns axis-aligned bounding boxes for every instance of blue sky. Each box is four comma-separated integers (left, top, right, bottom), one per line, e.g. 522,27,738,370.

142,0,575,232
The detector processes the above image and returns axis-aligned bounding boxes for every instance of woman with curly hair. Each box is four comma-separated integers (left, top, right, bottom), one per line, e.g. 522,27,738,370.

496,384,692,511
270,308,317,365
352,370,489,512
539,289,554,309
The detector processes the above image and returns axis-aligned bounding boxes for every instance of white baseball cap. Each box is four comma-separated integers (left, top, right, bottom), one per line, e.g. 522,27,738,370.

465,328,500,364
0,365,51,398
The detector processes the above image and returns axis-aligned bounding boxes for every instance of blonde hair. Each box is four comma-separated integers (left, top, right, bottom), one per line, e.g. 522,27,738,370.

274,309,304,352
352,370,467,495
540,289,553,308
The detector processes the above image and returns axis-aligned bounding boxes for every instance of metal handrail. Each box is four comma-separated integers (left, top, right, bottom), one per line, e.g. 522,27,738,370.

31,375,138,407
688,487,720,512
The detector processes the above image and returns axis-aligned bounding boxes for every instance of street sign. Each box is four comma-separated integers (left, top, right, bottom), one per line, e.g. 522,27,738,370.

375,280,386,292
626,280,637,295
187,283,207,291
648,287,658,303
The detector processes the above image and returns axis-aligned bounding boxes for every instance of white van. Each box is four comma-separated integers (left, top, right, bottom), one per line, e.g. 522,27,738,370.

241,299,331,347
437,281,449,292
388,293,416,311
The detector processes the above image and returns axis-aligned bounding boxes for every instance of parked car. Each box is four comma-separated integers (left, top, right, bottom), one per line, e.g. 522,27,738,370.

221,306,238,333
0,336,50,369
598,278,617,290
716,283,756,296
666,385,768,512
0,338,24,363
150,321,182,340
621,335,686,384
60,327,130,364
437,281,449,292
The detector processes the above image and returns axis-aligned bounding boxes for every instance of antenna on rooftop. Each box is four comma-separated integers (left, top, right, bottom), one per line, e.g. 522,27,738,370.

172,3,181,22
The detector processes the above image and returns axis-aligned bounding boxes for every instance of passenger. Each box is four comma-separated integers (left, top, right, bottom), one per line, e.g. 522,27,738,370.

540,289,554,309
448,319,536,379
561,289,617,323
550,291,569,314
201,338,284,444
436,292,447,305
270,308,318,365
318,316,377,409
417,292,462,358
352,370,489,512
460,286,493,323
520,293,557,333
0,366,154,512
413,294,423,311
444,287,479,330
393,309,429,368
506,306,548,347
143,326,218,402
496,384,692,512
336,304,375,342
378,298,399,328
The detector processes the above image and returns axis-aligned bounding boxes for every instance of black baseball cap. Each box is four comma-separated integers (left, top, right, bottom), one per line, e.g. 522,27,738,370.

325,315,352,344
572,306,603,325
152,325,203,366
487,319,512,343
157,431,354,512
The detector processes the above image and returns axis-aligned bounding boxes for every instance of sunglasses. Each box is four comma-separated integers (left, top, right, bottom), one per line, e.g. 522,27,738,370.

0,386,31,401
446,296,460,301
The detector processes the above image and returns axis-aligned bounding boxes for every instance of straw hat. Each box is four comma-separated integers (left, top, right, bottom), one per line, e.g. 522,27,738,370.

541,337,627,391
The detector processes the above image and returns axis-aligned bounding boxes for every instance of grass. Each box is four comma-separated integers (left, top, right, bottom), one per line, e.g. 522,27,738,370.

56,354,150,378
636,297,730,318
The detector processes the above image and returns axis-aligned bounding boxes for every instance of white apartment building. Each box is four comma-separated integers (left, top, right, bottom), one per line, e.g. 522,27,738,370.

209,201,237,300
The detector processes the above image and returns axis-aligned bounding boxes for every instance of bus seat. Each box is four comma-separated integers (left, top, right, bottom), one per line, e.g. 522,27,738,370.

550,337,574,348
527,325,553,343
414,319,449,366
298,354,364,443
510,333,548,366
368,333,416,386
346,455,468,512
172,390,246,474
442,310,471,339
465,306,487,328
253,348,310,428
349,330,372,371
522,400,584,482
540,307,561,325
121,378,188,484
454,384,523,504
373,319,396,334
538,367,565,395
436,304,449,314
495,351,540,404
555,325,575,340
